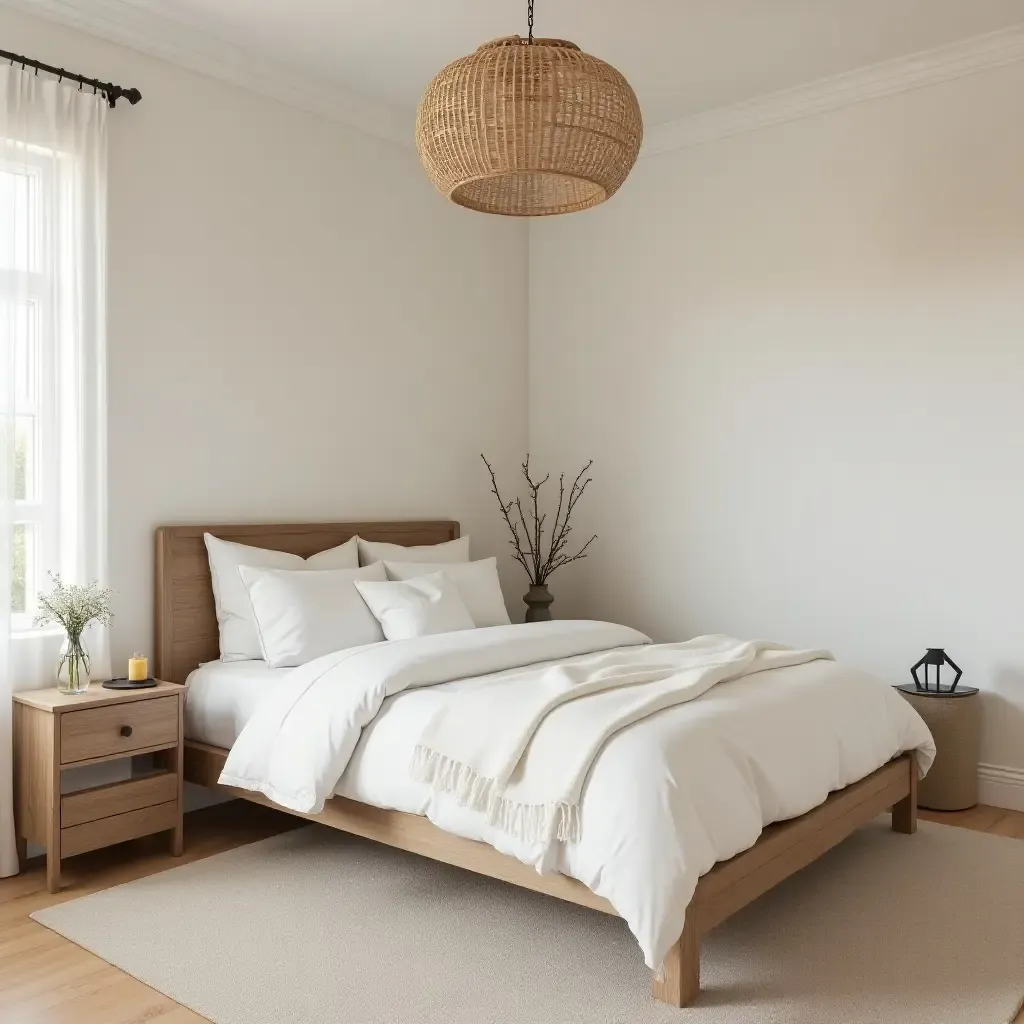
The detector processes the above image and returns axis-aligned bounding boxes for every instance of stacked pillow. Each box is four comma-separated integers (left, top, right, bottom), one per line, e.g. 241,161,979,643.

204,534,360,662
205,531,513,667
357,535,469,566
354,571,476,642
380,558,510,629
237,563,387,668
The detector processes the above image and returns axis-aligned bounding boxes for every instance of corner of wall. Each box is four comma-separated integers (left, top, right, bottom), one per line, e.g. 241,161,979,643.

525,219,533,455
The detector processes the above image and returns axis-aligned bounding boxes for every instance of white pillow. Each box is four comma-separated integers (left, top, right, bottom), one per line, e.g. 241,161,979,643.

204,533,359,661
354,571,476,641
383,558,510,628
238,563,386,669
357,534,469,567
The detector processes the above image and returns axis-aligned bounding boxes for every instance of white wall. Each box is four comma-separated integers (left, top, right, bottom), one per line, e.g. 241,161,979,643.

1,8,529,673
7,7,1023,805
530,62,1024,782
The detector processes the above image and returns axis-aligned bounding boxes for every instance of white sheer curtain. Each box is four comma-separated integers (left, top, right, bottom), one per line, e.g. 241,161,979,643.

1,66,109,877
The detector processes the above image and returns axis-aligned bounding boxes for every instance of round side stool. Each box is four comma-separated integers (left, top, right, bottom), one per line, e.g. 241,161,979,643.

895,684,981,811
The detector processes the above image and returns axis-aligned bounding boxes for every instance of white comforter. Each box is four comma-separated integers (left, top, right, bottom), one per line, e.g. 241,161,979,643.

221,621,935,970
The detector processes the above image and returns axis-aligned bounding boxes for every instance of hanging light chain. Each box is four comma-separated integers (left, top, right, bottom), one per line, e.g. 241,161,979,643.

527,0,534,44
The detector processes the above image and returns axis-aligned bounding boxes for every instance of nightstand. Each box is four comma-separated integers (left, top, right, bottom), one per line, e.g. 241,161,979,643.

895,683,981,811
13,680,185,892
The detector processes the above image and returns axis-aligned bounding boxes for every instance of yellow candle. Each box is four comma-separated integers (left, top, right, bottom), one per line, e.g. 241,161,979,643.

128,653,148,682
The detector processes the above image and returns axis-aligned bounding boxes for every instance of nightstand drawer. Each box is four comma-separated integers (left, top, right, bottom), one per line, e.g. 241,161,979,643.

61,771,178,828
60,695,179,764
61,801,179,858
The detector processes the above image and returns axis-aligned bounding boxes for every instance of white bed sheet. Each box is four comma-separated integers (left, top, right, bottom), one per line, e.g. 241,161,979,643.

184,660,288,749
188,652,930,871
335,658,931,967
194,636,933,971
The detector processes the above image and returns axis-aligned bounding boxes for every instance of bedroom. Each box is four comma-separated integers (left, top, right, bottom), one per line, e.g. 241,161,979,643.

0,1,1022,1022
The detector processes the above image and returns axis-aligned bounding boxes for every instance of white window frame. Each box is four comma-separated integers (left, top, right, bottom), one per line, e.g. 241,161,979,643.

4,146,59,632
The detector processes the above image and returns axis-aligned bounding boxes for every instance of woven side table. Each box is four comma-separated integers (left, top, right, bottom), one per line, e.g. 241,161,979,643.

895,684,981,811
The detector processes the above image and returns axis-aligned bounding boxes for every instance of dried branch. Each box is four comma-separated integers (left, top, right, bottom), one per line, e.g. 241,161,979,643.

481,455,533,578
541,460,592,579
481,453,597,586
545,532,597,576
513,497,537,574
550,473,566,559
521,456,549,581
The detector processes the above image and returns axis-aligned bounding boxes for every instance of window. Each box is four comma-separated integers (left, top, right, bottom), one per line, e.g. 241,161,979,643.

1,74,107,702
2,81,106,649
3,149,57,631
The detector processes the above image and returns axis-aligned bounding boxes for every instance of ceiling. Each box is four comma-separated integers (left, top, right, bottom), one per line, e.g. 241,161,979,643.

18,0,1024,126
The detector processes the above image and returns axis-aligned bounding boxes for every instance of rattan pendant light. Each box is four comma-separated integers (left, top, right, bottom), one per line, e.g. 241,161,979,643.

416,0,643,217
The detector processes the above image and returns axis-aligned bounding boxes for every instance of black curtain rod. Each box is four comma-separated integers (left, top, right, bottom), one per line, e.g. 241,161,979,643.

1,48,141,107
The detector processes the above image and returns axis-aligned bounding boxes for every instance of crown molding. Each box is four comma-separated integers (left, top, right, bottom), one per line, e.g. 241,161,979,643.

643,23,1024,157
5,2,1022,158
0,0,415,147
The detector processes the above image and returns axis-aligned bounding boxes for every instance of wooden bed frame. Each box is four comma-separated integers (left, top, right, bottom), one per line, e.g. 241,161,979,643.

156,520,918,1009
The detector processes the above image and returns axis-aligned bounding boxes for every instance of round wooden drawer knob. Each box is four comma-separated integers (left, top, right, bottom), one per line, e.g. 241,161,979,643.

120,725,133,738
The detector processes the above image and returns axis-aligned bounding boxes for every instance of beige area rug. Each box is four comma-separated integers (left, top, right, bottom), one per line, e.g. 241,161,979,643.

32,819,1024,1024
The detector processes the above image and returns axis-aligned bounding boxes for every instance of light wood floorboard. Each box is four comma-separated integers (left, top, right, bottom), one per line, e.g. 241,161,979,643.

0,801,300,1023
0,800,1020,1023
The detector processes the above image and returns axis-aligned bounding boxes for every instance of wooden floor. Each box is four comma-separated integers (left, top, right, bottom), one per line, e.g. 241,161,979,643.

1,801,1022,1024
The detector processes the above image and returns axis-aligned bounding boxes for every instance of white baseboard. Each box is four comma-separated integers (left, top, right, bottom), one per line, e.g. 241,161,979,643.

978,763,1024,812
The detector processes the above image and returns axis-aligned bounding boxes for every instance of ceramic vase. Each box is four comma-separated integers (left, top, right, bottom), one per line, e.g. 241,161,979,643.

523,584,554,623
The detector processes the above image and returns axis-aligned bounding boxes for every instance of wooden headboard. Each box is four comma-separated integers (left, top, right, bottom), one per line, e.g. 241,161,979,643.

154,520,460,684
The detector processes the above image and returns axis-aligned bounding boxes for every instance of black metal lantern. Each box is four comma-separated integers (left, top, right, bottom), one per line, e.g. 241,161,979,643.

910,648,963,694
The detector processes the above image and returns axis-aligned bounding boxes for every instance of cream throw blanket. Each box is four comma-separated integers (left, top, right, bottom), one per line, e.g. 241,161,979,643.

411,635,832,844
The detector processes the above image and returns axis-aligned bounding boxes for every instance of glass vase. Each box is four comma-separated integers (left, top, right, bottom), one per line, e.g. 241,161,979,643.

57,633,92,695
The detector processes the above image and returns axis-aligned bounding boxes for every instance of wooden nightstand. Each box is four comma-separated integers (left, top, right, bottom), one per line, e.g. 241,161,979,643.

13,681,185,892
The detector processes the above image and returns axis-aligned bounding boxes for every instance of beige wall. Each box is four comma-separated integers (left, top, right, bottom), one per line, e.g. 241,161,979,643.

6,8,1023,802
1,7,529,673
530,61,1024,786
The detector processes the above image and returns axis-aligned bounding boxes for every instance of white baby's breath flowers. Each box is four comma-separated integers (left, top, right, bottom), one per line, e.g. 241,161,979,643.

34,572,114,640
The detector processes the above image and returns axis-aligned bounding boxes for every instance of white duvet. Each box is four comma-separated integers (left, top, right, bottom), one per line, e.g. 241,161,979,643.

221,621,935,970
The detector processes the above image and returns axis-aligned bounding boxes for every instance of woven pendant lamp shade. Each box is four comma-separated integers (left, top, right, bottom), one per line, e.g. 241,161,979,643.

417,36,643,217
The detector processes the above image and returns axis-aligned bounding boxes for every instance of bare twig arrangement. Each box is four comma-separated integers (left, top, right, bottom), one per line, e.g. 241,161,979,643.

481,454,597,586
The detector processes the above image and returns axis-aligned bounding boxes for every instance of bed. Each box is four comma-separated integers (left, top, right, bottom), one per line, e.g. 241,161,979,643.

158,520,931,1008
